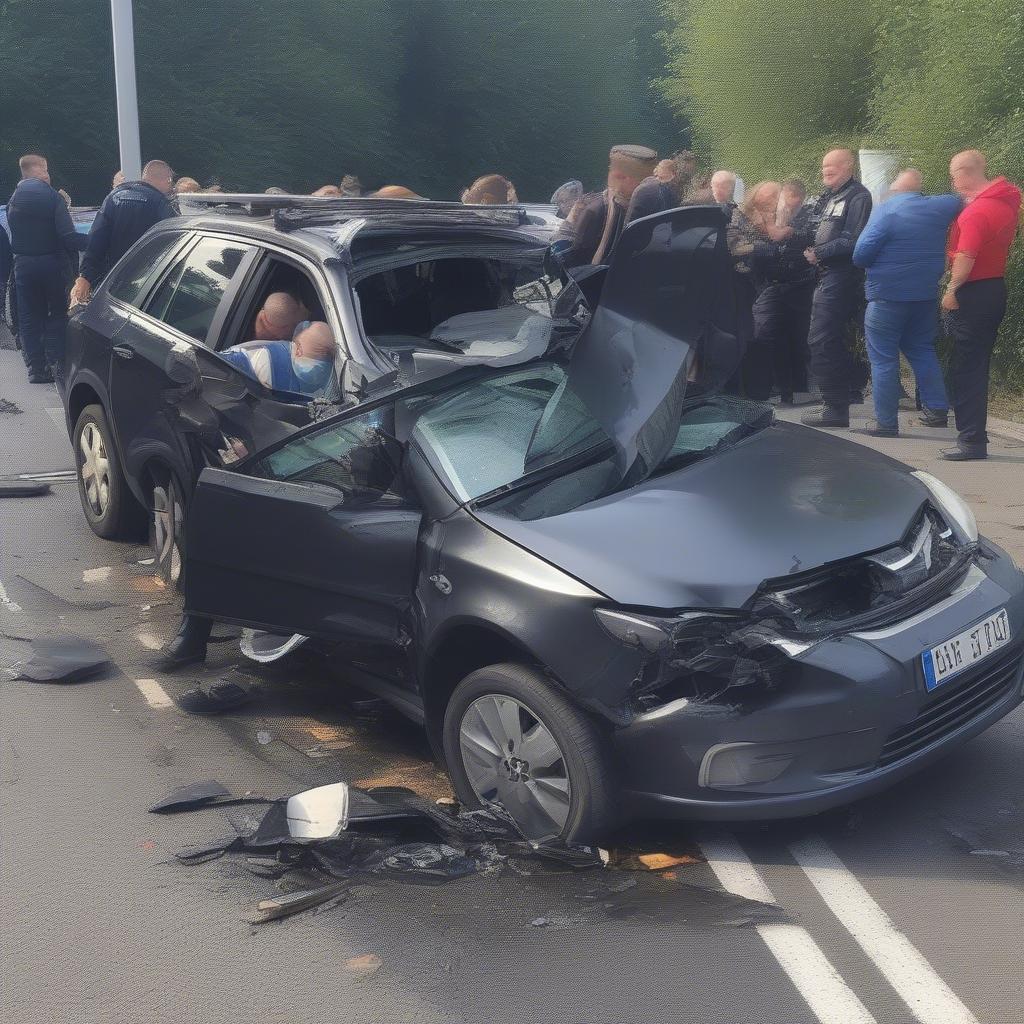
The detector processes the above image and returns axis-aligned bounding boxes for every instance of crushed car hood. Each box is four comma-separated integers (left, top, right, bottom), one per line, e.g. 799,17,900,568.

475,422,931,609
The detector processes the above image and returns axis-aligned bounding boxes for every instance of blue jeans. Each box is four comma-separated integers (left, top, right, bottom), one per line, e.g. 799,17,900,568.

14,253,69,378
864,299,948,429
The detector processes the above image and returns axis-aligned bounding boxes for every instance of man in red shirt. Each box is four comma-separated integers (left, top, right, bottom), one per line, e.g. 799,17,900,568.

940,150,1021,460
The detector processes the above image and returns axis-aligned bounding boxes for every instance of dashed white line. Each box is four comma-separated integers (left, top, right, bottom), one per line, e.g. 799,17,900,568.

133,678,173,709
0,578,22,613
82,566,114,583
136,631,163,651
790,835,980,1024
699,833,877,1024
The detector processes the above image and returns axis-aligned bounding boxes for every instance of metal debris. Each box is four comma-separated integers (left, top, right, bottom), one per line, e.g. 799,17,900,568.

150,780,231,813
249,880,348,923
11,635,110,683
174,675,255,715
0,480,48,497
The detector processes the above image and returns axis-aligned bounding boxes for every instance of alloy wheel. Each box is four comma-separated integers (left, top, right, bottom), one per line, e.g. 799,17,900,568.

79,421,111,518
459,694,571,839
152,480,183,584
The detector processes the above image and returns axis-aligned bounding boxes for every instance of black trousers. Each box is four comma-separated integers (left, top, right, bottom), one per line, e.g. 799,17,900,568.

752,279,813,396
944,277,1007,448
13,253,68,377
807,268,863,406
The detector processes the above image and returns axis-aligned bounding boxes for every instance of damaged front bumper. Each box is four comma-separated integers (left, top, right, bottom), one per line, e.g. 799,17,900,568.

610,545,1024,821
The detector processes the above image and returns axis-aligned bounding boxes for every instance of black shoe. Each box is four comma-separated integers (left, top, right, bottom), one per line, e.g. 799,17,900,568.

918,408,949,428
940,445,987,461
154,615,212,672
858,420,899,438
801,405,850,428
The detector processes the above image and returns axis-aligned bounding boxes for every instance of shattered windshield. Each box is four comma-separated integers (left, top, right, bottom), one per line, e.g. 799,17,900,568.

411,361,771,512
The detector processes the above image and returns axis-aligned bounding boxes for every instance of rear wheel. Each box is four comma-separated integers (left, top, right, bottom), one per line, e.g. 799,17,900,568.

150,471,185,588
73,404,144,539
442,663,616,843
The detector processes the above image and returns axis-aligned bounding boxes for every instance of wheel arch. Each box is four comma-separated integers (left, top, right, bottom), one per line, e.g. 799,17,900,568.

66,379,106,440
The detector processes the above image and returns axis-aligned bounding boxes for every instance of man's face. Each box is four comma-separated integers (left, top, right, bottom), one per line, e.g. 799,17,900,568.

608,168,642,201
154,167,174,194
821,153,852,189
654,160,677,184
711,176,734,203
949,157,981,198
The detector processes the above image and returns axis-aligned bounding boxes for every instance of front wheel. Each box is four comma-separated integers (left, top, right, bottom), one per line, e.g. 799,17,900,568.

442,663,616,843
73,404,144,539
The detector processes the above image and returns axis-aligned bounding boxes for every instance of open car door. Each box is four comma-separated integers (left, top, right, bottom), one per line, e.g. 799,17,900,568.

182,401,421,681
530,205,739,485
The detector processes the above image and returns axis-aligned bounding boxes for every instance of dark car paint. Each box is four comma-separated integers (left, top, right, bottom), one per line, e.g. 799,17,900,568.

476,421,933,610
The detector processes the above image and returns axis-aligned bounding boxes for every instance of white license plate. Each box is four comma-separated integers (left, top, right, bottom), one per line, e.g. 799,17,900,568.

921,609,1011,691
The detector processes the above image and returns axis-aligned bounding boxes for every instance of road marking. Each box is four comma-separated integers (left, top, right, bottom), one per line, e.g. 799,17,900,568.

44,407,66,429
137,631,163,651
699,833,876,1024
82,566,113,583
0,579,22,613
134,678,173,709
790,835,979,1024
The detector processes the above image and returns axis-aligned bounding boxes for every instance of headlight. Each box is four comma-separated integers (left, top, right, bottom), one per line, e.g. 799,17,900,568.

912,471,978,543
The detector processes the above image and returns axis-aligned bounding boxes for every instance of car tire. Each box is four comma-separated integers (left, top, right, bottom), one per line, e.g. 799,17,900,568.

73,404,144,540
149,470,186,589
443,663,616,844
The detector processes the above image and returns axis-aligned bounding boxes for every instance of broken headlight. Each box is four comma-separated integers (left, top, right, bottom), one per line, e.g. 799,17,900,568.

912,471,978,543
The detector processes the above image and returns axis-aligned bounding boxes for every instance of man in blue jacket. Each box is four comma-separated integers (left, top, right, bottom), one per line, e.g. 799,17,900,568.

69,160,176,304
853,170,962,436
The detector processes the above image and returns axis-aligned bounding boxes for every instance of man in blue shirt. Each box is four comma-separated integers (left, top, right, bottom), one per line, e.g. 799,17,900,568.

221,321,337,396
853,170,962,436
6,154,86,383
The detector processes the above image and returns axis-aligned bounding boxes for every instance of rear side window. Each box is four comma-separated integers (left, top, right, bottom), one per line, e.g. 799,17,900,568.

106,232,184,308
145,237,254,344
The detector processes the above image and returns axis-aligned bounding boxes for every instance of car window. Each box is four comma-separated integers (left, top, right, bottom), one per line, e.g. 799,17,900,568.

106,232,185,307
145,237,254,344
250,404,411,508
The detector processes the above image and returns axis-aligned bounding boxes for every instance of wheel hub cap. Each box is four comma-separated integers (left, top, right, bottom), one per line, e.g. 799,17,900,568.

79,423,111,516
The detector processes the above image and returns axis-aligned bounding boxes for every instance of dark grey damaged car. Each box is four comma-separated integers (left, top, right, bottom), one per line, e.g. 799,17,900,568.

182,206,1024,842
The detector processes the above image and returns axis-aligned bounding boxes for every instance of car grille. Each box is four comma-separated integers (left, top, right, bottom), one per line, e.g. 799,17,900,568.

878,646,1023,768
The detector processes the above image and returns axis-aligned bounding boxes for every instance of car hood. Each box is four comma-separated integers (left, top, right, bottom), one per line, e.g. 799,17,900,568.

474,422,931,609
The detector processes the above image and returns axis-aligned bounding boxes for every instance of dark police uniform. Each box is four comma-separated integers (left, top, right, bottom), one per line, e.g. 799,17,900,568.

560,191,627,269
80,180,176,287
805,177,872,409
6,177,85,382
751,203,817,399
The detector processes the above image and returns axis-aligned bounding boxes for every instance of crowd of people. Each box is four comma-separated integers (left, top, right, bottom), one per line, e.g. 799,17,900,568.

1,143,1019,460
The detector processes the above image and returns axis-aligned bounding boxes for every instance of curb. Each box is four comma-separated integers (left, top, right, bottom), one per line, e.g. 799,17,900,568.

988,416,1024,445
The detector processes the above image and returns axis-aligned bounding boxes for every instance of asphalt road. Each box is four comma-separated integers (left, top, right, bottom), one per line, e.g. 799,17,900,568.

1,345,1022,1024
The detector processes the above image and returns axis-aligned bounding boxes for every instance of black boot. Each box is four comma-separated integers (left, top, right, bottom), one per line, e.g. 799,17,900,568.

801,404,850,428
155,614,213,671
940,445,987,462
918,407,949,428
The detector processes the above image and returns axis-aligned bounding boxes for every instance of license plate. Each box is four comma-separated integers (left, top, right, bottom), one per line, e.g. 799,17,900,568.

921,609,1011,691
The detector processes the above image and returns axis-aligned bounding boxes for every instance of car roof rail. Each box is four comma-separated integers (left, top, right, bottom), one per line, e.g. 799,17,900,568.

175,193,529,231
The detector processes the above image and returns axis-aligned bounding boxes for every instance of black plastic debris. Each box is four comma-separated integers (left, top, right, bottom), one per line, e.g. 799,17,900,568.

375,842,478,885
150,781,231,814
0,479,49,498
249,880,348,924
174,675,254,715
175,834,244,864
246,856,291,879
12,636,110,683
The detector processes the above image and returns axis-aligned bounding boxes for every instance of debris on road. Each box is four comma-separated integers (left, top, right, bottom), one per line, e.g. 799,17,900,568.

378,842,477,884
249,880,348,924
174,674,256,715
150,780,232,813
286,782,350,841
175,835,244,864
10,635,110,683
0,399,23,414
344,953,382,980
0,480,49,498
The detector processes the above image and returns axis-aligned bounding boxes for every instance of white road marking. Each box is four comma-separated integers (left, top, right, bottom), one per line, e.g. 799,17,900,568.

790,835,979,1024
82,566,113,583
133,678,173,709
0,579,22,613
137,632,163,651
699,833,876,1024
44,407,67,429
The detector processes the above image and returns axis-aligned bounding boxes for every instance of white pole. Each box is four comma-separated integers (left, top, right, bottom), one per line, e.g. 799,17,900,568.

110,0,142,181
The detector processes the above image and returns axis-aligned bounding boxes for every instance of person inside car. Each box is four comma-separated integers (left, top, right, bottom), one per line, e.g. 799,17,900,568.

221,320,337,395
251,291,309,342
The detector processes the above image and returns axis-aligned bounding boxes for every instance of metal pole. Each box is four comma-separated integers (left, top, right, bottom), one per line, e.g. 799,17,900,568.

110,0,142,180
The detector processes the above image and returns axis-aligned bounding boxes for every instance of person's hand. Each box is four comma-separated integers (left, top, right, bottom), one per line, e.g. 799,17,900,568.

941,288,959,311
69,276,92,307
804,247,819,265
58,188,72,208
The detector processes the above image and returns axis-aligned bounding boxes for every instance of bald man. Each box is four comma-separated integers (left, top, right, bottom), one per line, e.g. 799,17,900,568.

800,148,873,428
252,291,308,342
711,170,737,205
222,320,337,396
940,150,1022,460
852,168,961,436
72,159,176,303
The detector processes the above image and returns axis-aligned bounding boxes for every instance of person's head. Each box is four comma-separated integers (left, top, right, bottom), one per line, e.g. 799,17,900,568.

741,181,782,223
949,150,989,199
654,159,679,184
290,321,337,393
780,177,807,211
254,292,308,342
339,174,362,197
372,185,422,199
710,170,737,203
312,185,342,198
174,176,200,194
607,145,658,202
890,168,923,195
112,169,125,188
264,186,287,195
142,160,174,194
462,174,517,205
821,148,856,190
18,154,49,183
674,150,697,178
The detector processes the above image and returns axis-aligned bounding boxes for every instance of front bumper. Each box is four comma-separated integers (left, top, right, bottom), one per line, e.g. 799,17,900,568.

613,547,1024,821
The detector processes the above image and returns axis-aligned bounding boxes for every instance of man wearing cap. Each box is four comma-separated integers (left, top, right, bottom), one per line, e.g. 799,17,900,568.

562,145,658,268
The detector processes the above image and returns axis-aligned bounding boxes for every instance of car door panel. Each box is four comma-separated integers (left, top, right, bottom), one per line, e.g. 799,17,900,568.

185,467,421,675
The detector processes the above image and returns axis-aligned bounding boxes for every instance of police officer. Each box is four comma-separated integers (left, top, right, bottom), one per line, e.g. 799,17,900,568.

69,159,176,304
6,154,85,383
800,149,873,428
751,178,816,403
